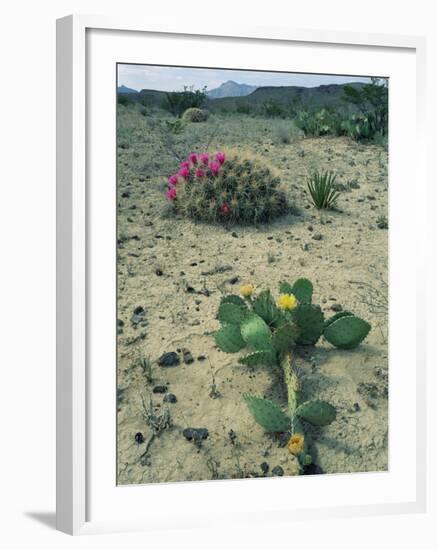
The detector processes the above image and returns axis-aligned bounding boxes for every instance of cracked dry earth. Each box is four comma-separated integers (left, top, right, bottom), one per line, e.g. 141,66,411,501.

116,112,388,485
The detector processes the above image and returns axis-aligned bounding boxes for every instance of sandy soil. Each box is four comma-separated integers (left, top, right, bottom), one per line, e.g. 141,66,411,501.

116,111,388,485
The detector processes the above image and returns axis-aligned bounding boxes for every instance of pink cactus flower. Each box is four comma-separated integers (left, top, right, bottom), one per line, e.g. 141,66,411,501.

180,160,190,169
189,152,198,165
195,168,205,178
209,161,220,176
166,187,177,201
216,152,226,165
200,153,209,165
178,166,190,180
219,203,230,215
168,174,179,186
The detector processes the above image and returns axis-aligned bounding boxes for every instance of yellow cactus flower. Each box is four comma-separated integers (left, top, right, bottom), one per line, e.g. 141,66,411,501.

288,433,305,456
277,293,298,311
240,284,255,298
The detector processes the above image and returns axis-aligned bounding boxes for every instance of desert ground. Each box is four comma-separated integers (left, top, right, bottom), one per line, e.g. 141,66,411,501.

116,107,388,484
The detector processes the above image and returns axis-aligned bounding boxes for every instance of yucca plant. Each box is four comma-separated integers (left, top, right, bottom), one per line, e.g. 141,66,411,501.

307,171,340,209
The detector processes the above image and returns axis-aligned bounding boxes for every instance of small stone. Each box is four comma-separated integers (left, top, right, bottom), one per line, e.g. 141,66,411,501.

231,232,238,238
131,306,146,326
152,385,167,394
183,428,209,441
312,233,323,241
353,402,360,412
260,462,269,474
158,352,180,367
272,465,284,477
135,432,144,444
164,393,177,403
229,276,239,285
331,303,343,312
197,355,206,361
182,348,194,364
155,269,163,276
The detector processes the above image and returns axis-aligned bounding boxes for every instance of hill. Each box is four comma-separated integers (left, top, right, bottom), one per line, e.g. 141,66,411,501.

207,80,257,99
117,85,138,94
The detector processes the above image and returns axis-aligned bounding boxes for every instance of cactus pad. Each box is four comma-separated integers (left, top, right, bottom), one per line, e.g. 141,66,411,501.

291,278,313,304
252,290,280,325
295,400,336,426
240,313,272,351
323,310,353,330
238,350,278,367
323,315,371,349
221,295,248,310
271,322,300,352
217,302,247,325
279,281,293,294
214,325,245,353
294,304,325,345
243,394,290,432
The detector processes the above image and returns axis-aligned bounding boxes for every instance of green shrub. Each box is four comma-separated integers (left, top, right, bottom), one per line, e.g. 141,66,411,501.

117,94,134,106
235,103,252,115
272,123,301,145
307,171,340,209
165,150,289,225
263,100,286,118
163,86,207,117
182,107,208,122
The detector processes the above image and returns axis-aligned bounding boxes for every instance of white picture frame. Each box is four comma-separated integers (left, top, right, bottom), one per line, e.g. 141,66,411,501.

56,14,427,535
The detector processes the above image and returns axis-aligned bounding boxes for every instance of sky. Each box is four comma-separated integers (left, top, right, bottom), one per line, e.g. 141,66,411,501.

117,64,373,92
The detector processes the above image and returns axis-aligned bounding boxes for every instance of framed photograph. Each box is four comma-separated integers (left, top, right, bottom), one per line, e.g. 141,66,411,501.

56,14,427,535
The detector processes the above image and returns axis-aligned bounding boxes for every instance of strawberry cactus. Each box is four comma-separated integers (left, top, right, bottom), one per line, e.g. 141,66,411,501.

213,278,371,472
165,150,288,224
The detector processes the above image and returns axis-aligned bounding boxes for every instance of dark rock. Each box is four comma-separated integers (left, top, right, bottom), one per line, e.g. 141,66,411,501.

182,348,194,364
158,352,180,367
121,191,130,198
183,428,209,441
135,432,144,444
331,303,343,312
152,385,167,394
163,393,177,404
229,276,239,285
272,465,284,477
312,233,323,241
197,355,206,361
155,269,163,276
131,306,146,326
231,232,238,238
260,462,269,474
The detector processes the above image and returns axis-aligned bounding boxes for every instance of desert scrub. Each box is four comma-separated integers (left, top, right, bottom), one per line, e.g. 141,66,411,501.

212,278,371,472
165,150,289,224
182,107,209,122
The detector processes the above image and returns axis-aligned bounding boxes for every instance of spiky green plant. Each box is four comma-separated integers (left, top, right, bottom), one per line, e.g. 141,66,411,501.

307,171,340,209
212,279,371,473
181,107,208,122
166,151,289,225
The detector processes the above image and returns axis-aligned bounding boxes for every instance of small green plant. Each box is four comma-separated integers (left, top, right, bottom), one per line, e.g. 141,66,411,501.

307,171,340,209
165,150,289,225
163,85,207,117
212,279,371,472
182,107,208,122
272,123,301,145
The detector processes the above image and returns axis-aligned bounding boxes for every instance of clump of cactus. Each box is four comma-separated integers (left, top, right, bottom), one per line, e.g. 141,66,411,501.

165,150,289,224
212,279,371,472
181,107,208,122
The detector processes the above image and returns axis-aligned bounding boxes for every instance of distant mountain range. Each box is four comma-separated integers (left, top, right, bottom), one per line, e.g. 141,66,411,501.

206,80,257,99
118,85,138,94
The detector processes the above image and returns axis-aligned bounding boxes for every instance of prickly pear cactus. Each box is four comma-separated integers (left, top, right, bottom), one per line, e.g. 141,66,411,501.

323,315,371,349
240,313,272,351
295,400,337,427
211,278,371,473
214,324,245,353
238,350,278,367
291,278,313,304
243,394,290,432
294,304,325,345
